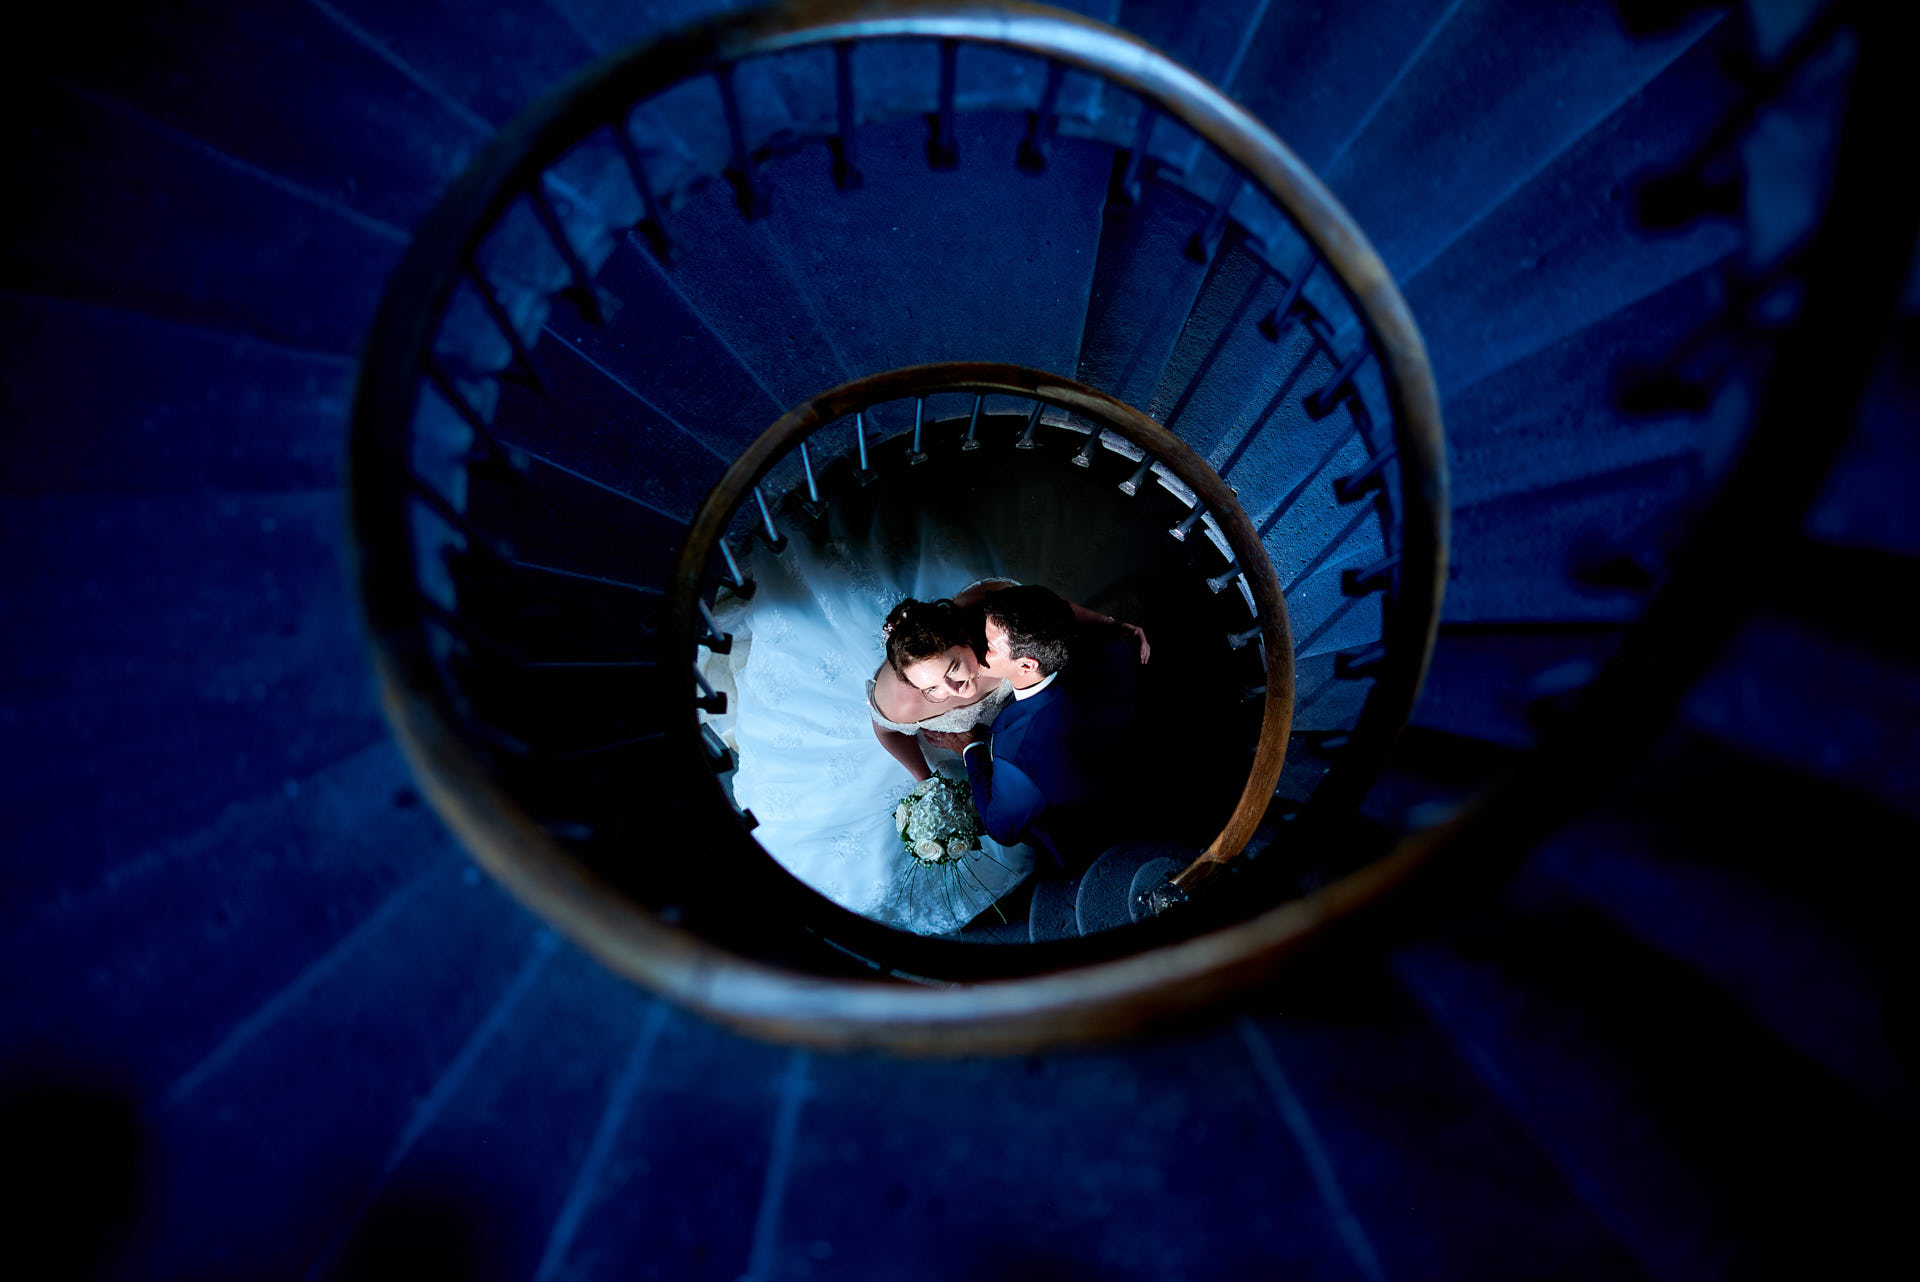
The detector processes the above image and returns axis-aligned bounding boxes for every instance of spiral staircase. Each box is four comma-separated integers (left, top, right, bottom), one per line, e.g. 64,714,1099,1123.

5,1,1917,1278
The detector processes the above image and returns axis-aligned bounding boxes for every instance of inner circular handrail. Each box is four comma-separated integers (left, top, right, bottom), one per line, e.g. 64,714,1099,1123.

671,362,1294,892
349,0,1450,1049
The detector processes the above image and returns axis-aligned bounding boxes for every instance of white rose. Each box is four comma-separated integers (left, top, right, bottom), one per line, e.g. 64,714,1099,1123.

913,777,938,797
946,838,971,856
914,839,944,861
894,803,909,833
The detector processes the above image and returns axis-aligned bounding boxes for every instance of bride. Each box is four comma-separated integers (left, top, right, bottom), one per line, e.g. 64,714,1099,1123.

709,536,1147,935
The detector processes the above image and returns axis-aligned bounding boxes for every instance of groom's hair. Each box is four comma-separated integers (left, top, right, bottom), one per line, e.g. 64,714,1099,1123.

984,585,1074,676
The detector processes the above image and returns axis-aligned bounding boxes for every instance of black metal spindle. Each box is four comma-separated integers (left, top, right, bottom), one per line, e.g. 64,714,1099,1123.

1305,337,1370,418
613,114,675,260
962,393,984,450
854,409,878,483
1119,456,1154,496
1016,401,1043,449
908,396,928,464
425,362,526,479
1072,428,1103,468
928,39,958,169
1334,643,1387,680
718,537,754,598
796,439,827,519
528,181,604,325
464,266,547,393
697,598,734,655
694,662,727,714
1207,561,1242,594
1333,445,1396,502
1117,105,1158,204
410,479,513,563
752,485,786,551
831,42,863,190
1187,173,1244,263
718,64,766,218
1170,505,1206,541
1258,255,1316,340
1229,627,1262,652
700,722,734,772
1341,552,1401,596
1018,61,1066,172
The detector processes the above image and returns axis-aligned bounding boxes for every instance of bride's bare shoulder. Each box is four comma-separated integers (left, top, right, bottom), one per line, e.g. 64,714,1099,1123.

871,663,921,722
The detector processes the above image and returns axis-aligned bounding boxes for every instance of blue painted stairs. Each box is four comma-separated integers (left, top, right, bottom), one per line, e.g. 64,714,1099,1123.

4,1,1916,1278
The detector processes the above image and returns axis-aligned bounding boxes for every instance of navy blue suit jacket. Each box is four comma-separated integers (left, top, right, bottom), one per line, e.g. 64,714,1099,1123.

963,628,1138,873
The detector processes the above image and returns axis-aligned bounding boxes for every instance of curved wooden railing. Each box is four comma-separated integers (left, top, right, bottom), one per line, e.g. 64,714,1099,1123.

670,362,1293,900
348,0,1451,1047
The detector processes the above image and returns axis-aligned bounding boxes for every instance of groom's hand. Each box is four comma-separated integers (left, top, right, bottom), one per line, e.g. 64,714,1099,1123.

922,728,982,752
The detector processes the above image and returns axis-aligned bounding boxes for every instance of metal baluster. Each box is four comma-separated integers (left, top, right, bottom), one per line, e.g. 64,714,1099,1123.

1170,505,1206,541
1072,428,1103,468
1229,627,1262,652
694,662,727,714
425,362,526,479
464,265,547,393
1258,255,1316,340
697,599,734,655
928,39,958,168
613,114,674,260
1334,445,1396,502
718,64,766,218
908,396,928,464
1341,552,1401,596
831,42,863,190
1334,643,1387,680
1117,106,1158,204
1187,173,1244,263
962,393,984,450
1119,456,1154,496
752,485,786,552
700,722,735,772
854,410,876,483
1018,61,1066,172
1015,401,1043,449
1306,338,1371,418
528,181,604,325
718,537,754,598
796,439,827,519
1207,560,1242,594
411,481,513,562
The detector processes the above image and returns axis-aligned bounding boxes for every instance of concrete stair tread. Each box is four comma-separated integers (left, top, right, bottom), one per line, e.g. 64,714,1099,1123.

1395,894,1917,1279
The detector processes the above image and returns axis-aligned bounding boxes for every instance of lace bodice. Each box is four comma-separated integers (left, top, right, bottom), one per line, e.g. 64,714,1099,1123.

866,675,1014,734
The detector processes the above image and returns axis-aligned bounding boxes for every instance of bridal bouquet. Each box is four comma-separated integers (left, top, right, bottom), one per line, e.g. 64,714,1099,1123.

893,775,984,864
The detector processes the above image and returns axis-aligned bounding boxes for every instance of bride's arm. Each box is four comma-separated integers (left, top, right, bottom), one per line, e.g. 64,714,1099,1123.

1063,598,1153,665
873,722,933,783
952,577,1019,609
870,666,933,781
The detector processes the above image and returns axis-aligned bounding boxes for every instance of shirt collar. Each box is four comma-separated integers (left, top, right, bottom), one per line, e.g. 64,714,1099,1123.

1011,670,1059,702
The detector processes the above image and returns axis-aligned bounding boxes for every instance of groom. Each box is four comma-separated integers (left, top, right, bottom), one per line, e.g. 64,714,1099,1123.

924,585,1131,876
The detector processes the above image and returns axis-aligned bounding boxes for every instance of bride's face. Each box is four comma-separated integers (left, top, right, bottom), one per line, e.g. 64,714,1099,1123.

900,645,983,704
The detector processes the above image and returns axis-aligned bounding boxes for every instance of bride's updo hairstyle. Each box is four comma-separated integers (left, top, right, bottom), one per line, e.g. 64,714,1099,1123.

882,598,985,679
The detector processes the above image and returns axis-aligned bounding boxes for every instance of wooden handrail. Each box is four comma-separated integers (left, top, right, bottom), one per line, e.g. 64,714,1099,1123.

349,0,1449,1050
668,363,1294,891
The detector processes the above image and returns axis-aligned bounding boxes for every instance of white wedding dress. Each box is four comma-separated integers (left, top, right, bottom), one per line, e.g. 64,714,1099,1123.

705,521,1037,935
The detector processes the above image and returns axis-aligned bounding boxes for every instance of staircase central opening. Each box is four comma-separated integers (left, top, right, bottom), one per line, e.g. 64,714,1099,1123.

701,381,1272,942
